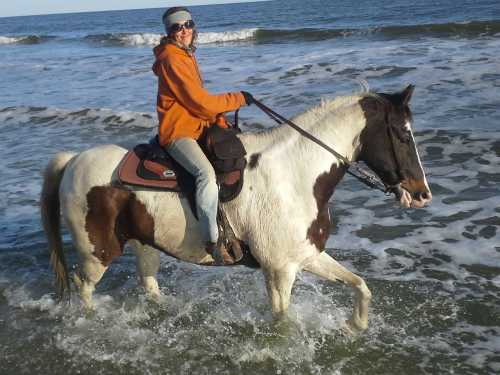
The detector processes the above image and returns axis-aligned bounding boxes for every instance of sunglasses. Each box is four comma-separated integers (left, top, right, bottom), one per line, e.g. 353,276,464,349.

170,20,195,33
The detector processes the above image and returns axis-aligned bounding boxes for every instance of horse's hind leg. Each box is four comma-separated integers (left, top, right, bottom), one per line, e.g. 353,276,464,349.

63,221,108,309
129,240,161,301
303,252,372,332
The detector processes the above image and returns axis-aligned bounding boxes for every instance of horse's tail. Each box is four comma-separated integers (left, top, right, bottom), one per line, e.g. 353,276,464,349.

40,151,76,300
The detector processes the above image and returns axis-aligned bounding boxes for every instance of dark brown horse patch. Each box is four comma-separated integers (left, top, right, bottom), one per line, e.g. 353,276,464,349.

85,186,155,266
307,164,346,250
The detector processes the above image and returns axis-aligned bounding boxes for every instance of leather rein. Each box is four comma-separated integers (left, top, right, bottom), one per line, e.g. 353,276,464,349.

235,98,401,194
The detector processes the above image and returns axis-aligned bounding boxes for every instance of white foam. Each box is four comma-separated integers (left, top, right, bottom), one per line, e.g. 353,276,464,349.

197,28,258,44
118,33,162,46
0,35,43,44
116,28,258,46
0,36,23,44
326,184,500,280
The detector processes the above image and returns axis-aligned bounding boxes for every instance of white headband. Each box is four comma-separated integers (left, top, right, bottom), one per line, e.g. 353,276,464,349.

163,10,192,31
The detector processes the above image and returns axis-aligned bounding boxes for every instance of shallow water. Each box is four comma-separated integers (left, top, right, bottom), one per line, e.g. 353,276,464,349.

1,0,499,374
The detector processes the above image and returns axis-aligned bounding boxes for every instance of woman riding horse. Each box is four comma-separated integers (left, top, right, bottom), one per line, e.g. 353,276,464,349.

154,7,253,264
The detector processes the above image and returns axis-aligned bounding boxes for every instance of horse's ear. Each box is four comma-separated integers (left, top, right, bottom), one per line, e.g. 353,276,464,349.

401,84,415,105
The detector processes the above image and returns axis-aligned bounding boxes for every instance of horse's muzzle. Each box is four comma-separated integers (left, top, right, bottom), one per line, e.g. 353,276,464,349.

393,183,432,208
411,190,432,208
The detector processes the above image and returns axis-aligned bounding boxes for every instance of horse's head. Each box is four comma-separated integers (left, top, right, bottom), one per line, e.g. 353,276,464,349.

357,85,432,208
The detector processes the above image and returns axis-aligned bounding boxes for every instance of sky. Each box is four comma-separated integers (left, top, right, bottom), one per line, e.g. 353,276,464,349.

1,1,255,18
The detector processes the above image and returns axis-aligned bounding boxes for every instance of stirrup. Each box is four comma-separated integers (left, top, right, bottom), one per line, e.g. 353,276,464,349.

205,242,235,265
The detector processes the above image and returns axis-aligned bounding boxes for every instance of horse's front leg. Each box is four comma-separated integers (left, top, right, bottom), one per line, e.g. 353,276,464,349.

263,265,299,318
303,251,372,332
72,256,107,310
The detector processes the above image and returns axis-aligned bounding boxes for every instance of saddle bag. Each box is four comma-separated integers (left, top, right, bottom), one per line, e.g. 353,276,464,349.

204,125,247,173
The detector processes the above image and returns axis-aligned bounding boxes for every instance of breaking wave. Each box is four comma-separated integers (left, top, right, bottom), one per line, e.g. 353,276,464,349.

377,19,500,38
93,20,500,46
0,35,54,45
3,20,499,48
197,28,258,44
85,32,163,46
85,28,258,46
255,20,500,41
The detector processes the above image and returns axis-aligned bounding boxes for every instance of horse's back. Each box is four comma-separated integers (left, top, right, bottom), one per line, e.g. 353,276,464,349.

59,144,126,211
65,143,125,181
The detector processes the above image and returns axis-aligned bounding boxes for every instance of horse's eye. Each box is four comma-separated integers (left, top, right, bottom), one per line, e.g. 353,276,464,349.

392,124,411,143
402,132,411,143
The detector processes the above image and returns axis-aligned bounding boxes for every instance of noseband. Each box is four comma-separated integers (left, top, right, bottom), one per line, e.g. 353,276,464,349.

248,98,404,194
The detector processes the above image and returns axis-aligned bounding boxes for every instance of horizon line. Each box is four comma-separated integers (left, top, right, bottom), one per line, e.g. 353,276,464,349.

0,0,269,19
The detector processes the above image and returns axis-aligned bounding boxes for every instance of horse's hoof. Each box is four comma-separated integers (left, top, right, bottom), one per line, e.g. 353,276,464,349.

145,291,163,305
340,321,356,337
82,302,96,316
342,318,368,335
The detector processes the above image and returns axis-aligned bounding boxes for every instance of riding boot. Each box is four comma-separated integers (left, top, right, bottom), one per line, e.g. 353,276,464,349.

205,241,235,265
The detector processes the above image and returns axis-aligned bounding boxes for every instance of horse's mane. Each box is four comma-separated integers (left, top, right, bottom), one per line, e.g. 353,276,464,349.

299,94,363,122
241,89,384,156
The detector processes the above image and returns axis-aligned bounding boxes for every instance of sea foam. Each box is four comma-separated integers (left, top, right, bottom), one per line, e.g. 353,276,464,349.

0,35,48,44
101,28,258,46
0,36,20,44
197,28,258,44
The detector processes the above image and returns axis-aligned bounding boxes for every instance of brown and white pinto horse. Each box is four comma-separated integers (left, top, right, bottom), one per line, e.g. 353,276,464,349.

41,85,431,332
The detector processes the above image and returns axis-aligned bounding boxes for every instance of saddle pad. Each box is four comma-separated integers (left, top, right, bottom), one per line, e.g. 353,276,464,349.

117,150,181,191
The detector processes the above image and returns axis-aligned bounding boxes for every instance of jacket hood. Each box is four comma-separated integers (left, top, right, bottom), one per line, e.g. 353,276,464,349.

152,39,193,76
152,41,169,76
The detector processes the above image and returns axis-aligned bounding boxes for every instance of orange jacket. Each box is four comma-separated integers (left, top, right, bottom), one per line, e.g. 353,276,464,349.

152,42,246,145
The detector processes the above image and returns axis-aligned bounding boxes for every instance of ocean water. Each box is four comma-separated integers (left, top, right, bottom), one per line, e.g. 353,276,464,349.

0,0,499,374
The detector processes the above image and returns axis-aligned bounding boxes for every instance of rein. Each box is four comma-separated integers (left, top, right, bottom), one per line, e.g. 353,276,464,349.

250,98,393,194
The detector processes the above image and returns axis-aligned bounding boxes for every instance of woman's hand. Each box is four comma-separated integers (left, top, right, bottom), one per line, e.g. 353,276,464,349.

241,91,254,106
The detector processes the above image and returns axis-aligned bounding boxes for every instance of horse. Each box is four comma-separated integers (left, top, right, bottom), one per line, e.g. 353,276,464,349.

41,85,432,332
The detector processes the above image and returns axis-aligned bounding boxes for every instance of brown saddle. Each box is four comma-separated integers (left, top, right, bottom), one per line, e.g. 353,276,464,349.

117,125,246,203
118,147,179,190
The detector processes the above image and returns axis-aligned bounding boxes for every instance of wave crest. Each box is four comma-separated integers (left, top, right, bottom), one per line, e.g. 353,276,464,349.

0,35,51,45
378,20,500,37
255,20,500,41
197,28,258,44
85,28,258,46
3,20,498,48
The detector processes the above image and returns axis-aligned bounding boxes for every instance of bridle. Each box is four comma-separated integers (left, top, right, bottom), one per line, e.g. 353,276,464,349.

234,98,404,195
385,114,407,184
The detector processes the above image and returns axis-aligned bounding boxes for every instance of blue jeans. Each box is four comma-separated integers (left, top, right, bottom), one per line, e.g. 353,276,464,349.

165,138,219,243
